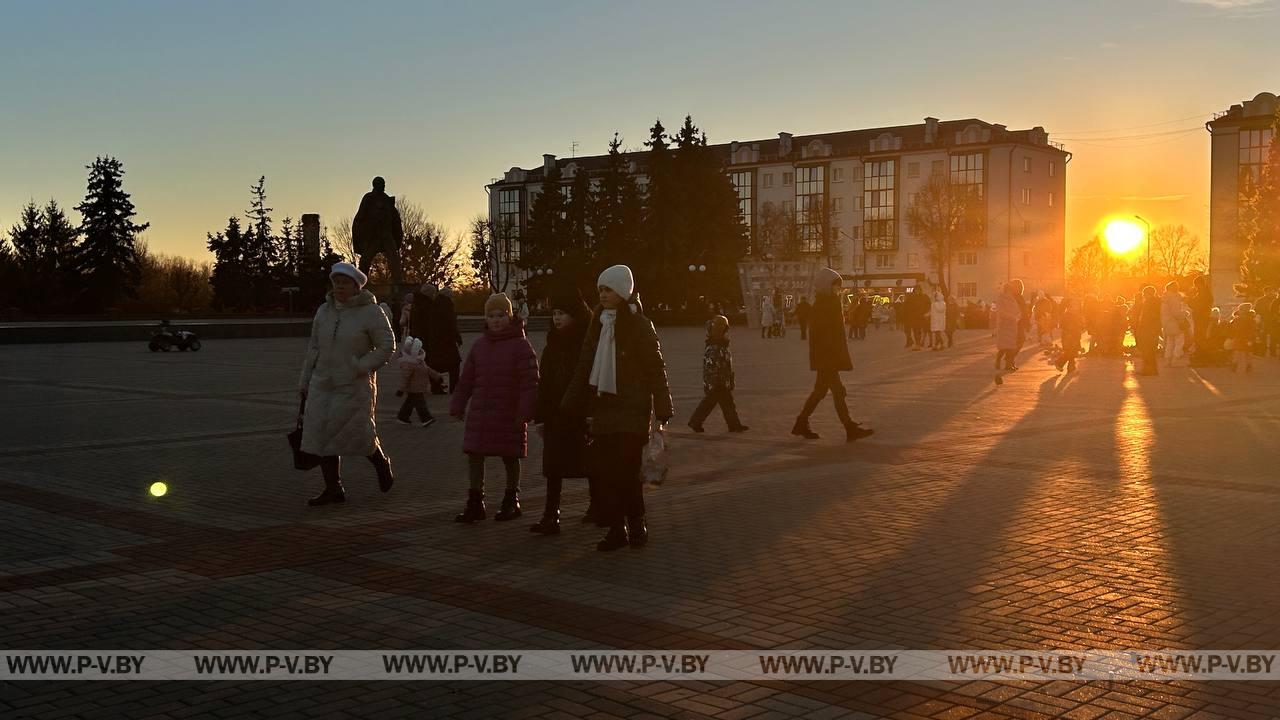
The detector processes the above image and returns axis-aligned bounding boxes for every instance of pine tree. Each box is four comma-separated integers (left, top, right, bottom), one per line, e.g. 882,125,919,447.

1237,110,1280,298
562,166,596,294
207,216,251,310
41,200,80,311
73,156,149,309
243,176,277,307
522,161,567,287
8,201,43,268
593,133,644,277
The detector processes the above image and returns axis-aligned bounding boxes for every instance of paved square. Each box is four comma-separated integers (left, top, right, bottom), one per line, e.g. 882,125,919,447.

2,324,1279,719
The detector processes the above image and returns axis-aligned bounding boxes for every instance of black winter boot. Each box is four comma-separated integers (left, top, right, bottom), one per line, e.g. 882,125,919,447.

454,489,486,523
308,457,345,506
368,450,395,493
791,417,820,440
627,516,648,548
495,489,522,521
596,524,629,552
845,422,875,443
531,477,561,534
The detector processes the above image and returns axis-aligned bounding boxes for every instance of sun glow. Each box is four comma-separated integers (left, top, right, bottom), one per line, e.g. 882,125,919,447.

1103,219,1145,256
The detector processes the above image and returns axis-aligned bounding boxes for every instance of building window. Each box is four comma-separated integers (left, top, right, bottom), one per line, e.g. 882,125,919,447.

851,225,861,239
832,167,844,182
795,165,826,254
1023,220,1032,235
854,165,864,181
863,160,897,251
783,172,794,186
560,185,572,202
907,192,917,208
931,160,944,176
1020,188,1031,205
1023,251,1031,267
763,173,774,189
1049,160,1057,177
854,254,865,270
907,162,920,178
498,188,521,261
958,251,978,266
830,255,843,269
875,253,896,269
730,170,754,232
782,200,794,213
1240,127,1276,184
832,196,844,212
907,252,919,269
950,153,985,197
1022,157,1031,173
957,281,977,298
1048,191,1054,207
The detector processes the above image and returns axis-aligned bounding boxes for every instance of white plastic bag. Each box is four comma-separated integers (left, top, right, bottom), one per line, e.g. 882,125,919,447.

642,426,669,486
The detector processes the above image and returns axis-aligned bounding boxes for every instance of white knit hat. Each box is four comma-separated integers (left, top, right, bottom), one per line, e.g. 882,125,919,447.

330,262,368,289
597,265,635,300
814,267,841,293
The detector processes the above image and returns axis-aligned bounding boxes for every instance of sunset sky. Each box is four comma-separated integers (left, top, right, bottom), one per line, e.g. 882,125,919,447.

1,0,1277,262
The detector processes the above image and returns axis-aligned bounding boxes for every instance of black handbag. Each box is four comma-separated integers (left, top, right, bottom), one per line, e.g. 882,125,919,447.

288,398,321,471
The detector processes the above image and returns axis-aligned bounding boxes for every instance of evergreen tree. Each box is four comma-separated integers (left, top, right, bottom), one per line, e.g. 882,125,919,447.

279,216,298,281
667,115,746,308
207,216,251,310
593,133,644,276
41,200,80,311
1237,110,1280,298
243,176,277,307
562,166,596,295
521,162,567,295
72,156,149,309
8,201,43,268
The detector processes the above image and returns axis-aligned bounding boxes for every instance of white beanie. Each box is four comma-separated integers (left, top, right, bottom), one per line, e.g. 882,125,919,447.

330,262,368,289
815,267,841,294
597,264,635,300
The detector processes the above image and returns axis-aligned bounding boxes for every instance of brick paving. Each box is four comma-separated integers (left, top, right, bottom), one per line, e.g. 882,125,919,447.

2,324,1279,719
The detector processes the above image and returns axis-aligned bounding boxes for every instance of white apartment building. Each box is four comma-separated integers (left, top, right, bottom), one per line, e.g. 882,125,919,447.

488,116,1068,303
1207,91,1277,305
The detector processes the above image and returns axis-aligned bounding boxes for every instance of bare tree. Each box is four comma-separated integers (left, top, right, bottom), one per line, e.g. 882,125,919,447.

468,216,519,293
364,198,463,287
755,201,801,260
1148,224,1206,278
905,174,985,289
1066,235,1130,297
327,217,355,263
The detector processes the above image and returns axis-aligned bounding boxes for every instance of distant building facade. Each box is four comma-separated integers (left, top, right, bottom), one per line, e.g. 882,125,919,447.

488,116,1068,303
1207,91,1278,304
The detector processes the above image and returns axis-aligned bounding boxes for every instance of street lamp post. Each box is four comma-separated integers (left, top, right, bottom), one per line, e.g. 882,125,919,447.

688,264,707,314
1134,214,1151,279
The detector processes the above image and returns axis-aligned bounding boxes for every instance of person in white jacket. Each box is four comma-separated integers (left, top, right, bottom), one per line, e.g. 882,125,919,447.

298,262,397,506
929,290,947,351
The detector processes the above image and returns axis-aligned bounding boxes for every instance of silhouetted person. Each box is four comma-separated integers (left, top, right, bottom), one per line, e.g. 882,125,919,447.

795,298,811,340
792,268,873,442
429,285,463,393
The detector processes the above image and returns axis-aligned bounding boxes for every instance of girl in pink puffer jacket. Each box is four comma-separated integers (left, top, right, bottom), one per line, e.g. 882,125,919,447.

395,336,441,427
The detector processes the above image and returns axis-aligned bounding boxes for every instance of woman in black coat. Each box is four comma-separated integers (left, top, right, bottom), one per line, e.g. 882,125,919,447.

792,268,874,443
530,287,592,535
428,287,463,393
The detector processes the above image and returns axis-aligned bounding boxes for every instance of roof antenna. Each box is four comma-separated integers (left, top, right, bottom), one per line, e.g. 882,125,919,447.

570,140,580,158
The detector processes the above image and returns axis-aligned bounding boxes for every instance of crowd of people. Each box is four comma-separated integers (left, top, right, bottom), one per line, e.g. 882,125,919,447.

295,262,885,552
986,275,1279,382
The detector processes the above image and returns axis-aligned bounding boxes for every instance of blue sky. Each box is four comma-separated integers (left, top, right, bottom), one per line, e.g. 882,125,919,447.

1,0,1277,259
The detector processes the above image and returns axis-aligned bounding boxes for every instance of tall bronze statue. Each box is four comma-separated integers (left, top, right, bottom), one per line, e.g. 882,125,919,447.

352,176,405,286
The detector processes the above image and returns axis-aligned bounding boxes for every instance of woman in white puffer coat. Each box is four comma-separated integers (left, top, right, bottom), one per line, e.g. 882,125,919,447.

929,290,947,351
298,263,397,506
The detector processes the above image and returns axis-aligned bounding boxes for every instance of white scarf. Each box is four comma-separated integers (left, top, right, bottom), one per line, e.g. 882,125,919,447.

589,309,619,395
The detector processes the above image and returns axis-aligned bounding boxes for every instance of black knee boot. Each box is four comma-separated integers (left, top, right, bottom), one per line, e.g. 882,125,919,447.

531,477,561,534
308,457,345,506
454,489,486,523
367,449,395,493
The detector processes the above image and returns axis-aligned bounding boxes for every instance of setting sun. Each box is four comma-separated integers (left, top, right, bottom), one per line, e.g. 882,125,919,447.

1103,219,1145,255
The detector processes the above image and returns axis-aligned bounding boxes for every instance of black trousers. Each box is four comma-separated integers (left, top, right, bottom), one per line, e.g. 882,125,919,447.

397,393,432,422
797,370,852,426
799,322,808,340
689,388,742,429
468,454,520,493
593,433,647,527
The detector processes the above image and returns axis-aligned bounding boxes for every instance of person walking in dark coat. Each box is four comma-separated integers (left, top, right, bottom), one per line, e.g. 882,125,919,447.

796,298,812,340
792,268,875,442
530,286,593,535
1056,298,1083,373
429,285,463,393
410,282,435,358
687,315,748,434
562,265,673,552
1133,285,1162,376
